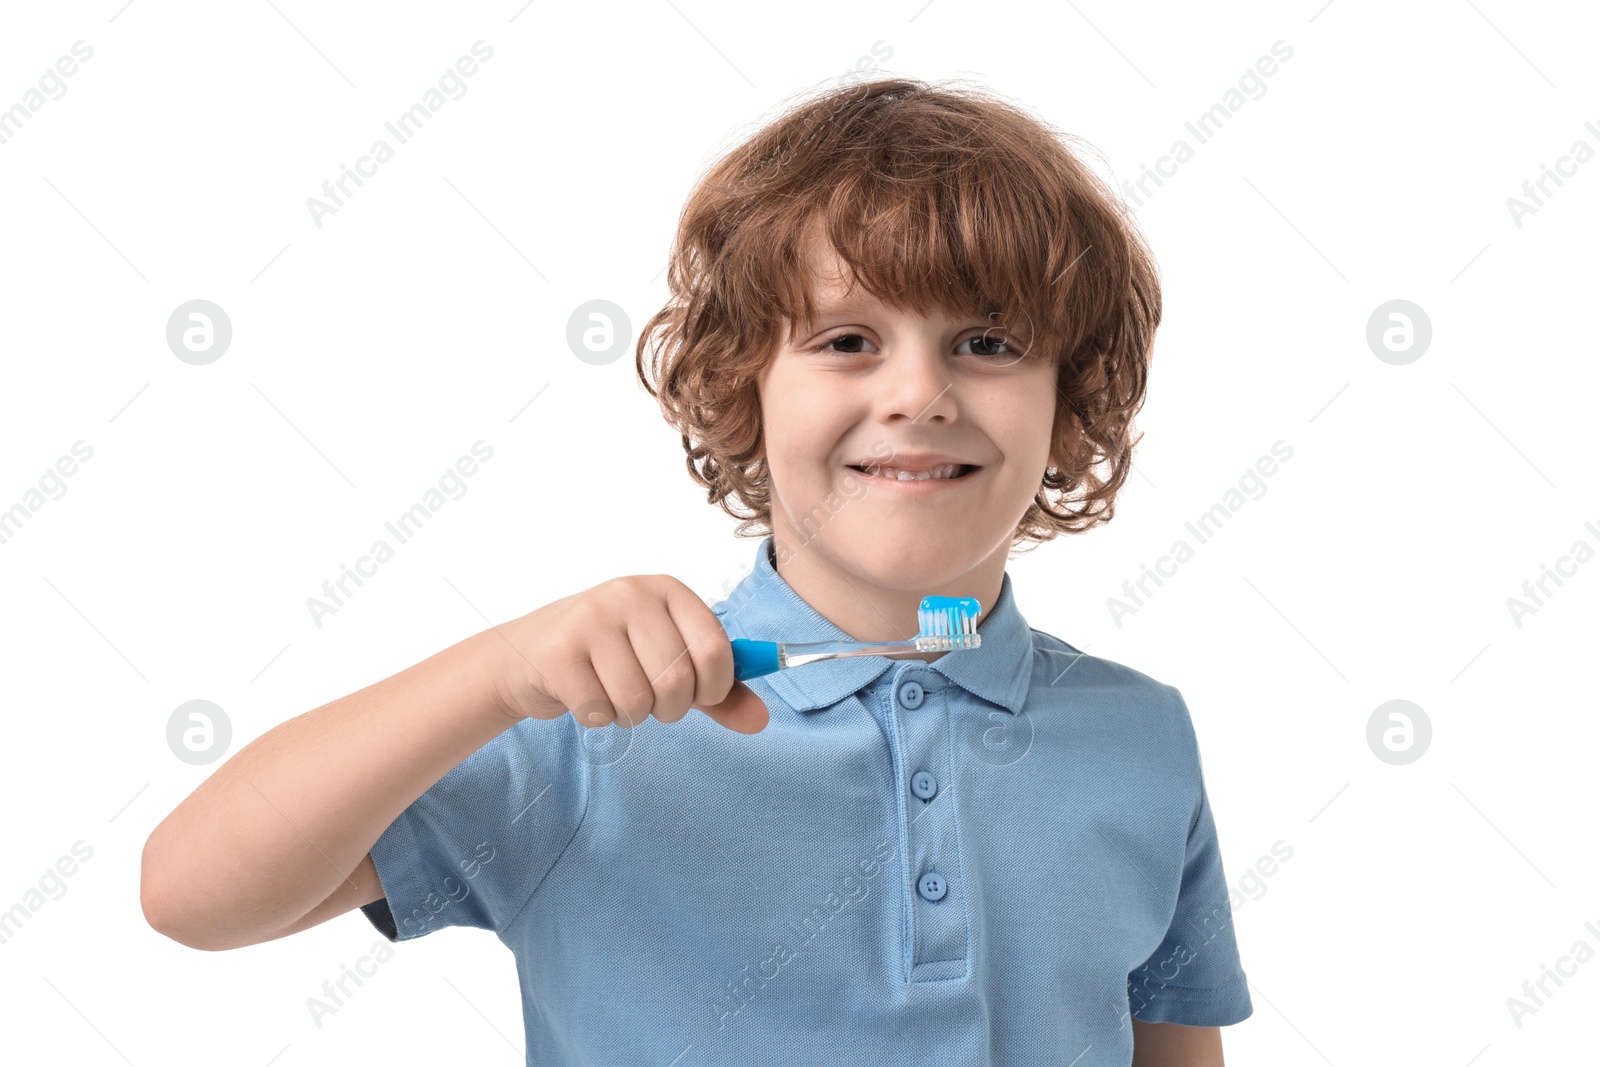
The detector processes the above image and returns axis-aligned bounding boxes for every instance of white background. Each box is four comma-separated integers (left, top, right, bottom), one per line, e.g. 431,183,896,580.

1,1,1596,1063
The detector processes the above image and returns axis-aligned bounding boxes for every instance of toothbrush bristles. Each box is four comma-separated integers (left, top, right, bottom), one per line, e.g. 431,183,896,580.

917,604,980,651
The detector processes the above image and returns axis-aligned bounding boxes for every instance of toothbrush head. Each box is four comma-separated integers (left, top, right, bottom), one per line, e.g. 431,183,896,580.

914,595,982,652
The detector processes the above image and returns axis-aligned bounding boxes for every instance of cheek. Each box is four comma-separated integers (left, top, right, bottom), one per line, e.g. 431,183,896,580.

993,384,1057,463
766,412,822,471
766,400,843,465
757,392,838,502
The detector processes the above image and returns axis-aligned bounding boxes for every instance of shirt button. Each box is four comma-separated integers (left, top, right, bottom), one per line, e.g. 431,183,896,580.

897,681,924,709
911,770,938,801
917,871,946,902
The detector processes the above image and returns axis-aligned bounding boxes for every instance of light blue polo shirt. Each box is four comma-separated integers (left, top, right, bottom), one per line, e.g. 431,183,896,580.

360,535,1251,1063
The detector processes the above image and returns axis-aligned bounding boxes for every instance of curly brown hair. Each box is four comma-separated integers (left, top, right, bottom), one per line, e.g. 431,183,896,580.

635,75,1160,550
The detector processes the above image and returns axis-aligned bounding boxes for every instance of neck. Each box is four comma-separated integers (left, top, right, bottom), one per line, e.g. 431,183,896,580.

768,534,1006,663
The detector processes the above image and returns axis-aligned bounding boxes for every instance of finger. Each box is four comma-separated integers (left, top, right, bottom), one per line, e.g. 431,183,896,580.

555,655,618,730
695,680,770,734
624,604,699,726
661,581,738,710
587,629,659,729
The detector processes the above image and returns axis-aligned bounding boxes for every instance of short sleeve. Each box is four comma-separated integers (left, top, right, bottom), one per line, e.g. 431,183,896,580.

359,716,587,943
1126,692,1253,1025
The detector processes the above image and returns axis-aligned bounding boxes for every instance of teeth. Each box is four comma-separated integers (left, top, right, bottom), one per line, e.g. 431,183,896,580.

859,463,964,481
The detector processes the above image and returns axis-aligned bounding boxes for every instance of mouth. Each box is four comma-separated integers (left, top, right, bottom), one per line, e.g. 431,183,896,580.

847,462,981,482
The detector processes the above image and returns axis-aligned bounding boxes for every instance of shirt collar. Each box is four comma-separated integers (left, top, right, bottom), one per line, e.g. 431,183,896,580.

710,536,1034,716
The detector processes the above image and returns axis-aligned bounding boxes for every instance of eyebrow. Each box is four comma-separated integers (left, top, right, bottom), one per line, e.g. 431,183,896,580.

806,295,877,319
788,298,866,340
799,297,1001,331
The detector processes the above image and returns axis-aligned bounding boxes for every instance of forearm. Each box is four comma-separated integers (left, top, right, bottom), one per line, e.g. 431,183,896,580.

141,627,519,949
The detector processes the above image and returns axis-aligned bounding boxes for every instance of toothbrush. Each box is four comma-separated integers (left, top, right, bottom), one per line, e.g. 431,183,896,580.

729,595,982,681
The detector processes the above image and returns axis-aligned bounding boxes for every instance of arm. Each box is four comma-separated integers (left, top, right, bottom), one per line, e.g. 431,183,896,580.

1130,1019,1224,1067
140,628,521,951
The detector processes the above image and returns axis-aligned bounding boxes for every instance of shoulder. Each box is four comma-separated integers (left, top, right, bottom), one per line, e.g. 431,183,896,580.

1023,627,1200,762
426,713,590,810
1026,626,1175,691
451,713,578,767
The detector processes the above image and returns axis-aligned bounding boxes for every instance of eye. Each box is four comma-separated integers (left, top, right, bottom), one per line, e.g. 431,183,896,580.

810,332,875,355
957,331,1022,360
809,332,1026,359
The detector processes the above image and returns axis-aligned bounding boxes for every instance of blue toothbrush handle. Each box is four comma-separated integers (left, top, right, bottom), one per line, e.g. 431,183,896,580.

730,638,782,681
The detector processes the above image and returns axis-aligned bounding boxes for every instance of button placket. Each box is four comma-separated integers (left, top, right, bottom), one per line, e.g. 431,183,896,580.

890,667,969,983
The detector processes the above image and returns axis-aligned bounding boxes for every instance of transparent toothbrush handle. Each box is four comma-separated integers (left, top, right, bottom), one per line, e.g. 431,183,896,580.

730,637,917,680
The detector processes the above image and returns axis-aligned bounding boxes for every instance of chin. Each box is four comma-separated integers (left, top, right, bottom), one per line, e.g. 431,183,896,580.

825,523,990,590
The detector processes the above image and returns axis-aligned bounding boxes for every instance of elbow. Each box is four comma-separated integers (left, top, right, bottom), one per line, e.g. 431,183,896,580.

140,837,189,945
139,830,173,935
141,884,235,952
140,831,231,952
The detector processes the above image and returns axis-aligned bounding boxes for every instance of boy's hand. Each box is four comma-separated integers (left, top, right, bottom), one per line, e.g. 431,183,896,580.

490,574,769,734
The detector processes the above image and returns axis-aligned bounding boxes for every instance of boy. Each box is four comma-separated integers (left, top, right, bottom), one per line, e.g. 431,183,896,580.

142,76,1251,1065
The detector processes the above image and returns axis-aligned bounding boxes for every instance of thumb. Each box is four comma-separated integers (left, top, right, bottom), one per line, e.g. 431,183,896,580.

695,680,770,734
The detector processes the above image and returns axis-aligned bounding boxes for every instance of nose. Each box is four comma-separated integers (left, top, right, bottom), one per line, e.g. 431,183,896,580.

873,335,957,425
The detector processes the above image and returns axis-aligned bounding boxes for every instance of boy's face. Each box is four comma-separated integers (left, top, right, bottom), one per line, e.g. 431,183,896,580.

755,243,1062,591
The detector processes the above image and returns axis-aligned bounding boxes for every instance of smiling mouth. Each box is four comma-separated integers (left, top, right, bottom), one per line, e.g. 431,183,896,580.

848,463,981,482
